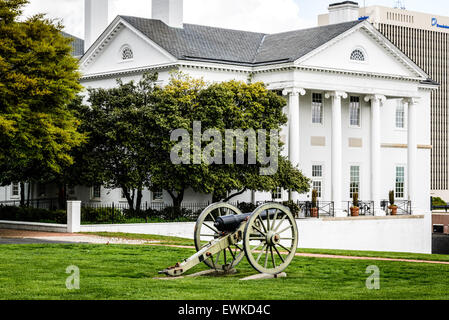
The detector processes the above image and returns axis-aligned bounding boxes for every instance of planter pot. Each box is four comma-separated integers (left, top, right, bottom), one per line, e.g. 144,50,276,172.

310,207,319,218
350,207,359,217
389,205,398,216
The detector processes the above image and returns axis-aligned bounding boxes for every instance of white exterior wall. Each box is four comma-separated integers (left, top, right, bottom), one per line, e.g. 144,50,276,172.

78,215,431,254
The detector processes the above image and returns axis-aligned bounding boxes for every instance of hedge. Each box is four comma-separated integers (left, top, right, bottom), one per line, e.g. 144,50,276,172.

0,206,66,224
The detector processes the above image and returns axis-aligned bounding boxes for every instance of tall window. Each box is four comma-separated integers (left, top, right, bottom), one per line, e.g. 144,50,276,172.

350,166,360,199
272,187,282,200
92,185,101,199
396,100,405,129
349,96,361,127
11,183,19,197
312,181,322,198
152,189,163,202
312,93,323,124
312,165,323,198
396,166,405,199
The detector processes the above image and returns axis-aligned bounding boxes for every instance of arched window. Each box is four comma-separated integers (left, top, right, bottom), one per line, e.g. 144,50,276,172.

350,49,365,62
121,46,133,60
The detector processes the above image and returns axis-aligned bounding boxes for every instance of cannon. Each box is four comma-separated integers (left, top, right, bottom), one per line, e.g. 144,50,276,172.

159,202,298,277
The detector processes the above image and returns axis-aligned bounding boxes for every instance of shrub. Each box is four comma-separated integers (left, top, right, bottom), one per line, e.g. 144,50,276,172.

389,190,396,207
0,206,66,224
81,207,126,224
352,193,359,208
282,201,300,217
158,207,194,221
311,190,318,209
432,197,447,207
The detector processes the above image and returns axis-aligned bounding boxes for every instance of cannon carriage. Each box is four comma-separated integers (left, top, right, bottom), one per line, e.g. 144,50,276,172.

160,202,298,277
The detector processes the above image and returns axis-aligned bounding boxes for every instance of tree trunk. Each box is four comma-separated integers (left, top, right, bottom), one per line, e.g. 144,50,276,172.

167,189,184,208
58,185,66,210
20,182,25,206
26,181,31,206
122,187,135,211
136,187,143,211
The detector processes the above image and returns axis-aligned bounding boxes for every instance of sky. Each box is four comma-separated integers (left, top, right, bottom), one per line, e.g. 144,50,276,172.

21,0,449,39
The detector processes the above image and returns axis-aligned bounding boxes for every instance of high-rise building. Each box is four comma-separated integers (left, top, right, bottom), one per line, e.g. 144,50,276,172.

319,2,449,200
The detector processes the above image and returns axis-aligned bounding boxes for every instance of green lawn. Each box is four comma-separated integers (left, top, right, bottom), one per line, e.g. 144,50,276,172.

0,243,448,300
85,232,449,262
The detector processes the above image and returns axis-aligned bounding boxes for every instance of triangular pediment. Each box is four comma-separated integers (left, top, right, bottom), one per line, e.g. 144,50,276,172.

295,21,428,80
79,17,177,77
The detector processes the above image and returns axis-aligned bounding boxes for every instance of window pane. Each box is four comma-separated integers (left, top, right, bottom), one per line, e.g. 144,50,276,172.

350,166,360,198
12,183,19,197
153,189,163,201
312,181,322,198
396,100,405,128
396,167,405,198
350,49,365,61
93,186,101,198
312,93,323,124
350,97,361,127
312,165,323,177
122,47,133,60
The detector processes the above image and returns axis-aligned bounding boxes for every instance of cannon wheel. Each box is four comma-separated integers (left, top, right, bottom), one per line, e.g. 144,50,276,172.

243,203,298,275
194,203,246,271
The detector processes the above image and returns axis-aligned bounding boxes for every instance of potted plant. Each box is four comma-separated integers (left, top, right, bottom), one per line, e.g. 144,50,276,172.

311,189,319,218
350,192,360,216
388,190,398,216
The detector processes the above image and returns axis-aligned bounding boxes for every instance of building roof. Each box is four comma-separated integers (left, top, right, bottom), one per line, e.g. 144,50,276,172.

120,16,363,66
61,31,84,57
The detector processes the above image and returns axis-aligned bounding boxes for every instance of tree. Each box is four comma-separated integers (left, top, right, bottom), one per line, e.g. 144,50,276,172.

76,74,160,210
0,0,85,194
76,71,310,211
150,73,310,205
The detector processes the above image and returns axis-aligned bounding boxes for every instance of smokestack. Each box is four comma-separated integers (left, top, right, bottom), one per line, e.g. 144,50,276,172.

152,0,183,28
328,1,360,24
84,0,109,52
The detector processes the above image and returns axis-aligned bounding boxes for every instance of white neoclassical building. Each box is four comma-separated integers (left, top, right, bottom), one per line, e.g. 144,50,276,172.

0,0,437,253
59,0,433,218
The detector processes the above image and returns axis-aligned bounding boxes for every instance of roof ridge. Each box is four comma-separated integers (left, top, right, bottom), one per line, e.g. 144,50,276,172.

252,34,267,64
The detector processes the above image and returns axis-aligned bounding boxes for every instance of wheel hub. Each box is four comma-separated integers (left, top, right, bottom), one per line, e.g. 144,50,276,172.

266,231,281,246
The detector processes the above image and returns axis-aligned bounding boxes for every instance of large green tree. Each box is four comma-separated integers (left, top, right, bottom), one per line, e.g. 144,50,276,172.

150,73,310,205
75,74,160,210
0,0,85,196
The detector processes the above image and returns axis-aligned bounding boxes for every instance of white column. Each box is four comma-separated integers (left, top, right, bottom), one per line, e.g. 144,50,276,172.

325,91,348,217
405,98,419,214
365,94,386,216
283,88,306,202
67,201,81,233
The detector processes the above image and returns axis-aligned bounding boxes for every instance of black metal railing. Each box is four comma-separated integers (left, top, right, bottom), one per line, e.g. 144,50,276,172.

380,200,412,215
346,201,375,216
80,202,211,225
297,201,334,218
0,198,63,211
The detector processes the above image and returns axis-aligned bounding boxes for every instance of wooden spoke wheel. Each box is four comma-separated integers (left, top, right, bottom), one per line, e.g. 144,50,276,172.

194,203,245,271
243,203,298,275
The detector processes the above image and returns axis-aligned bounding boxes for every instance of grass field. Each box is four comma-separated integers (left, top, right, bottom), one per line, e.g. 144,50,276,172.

0,239,449,300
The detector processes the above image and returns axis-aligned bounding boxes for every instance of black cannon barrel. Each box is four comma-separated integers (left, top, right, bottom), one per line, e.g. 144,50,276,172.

213,210,278,233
